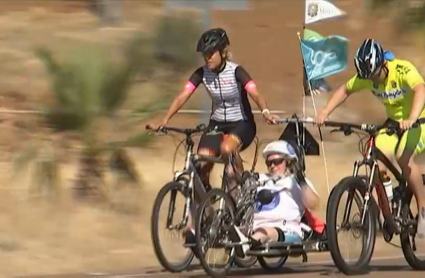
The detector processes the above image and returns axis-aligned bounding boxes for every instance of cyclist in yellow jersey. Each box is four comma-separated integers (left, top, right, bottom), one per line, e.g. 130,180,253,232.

314,39,425,239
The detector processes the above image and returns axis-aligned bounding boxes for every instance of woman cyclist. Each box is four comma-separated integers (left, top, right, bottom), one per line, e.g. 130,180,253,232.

149,28,278,197
314,39,425,239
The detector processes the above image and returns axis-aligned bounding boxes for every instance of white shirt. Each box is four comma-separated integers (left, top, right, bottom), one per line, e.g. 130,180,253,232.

253,173,318,238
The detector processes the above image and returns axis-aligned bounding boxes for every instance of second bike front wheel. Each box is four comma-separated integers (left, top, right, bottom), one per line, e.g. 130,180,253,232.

326,176,376,275
195,188,236,277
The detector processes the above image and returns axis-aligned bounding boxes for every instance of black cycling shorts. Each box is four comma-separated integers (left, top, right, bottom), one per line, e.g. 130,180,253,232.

197,120,257,156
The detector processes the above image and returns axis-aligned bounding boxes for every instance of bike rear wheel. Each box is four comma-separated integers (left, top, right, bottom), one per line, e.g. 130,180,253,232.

151,181,194,272
400,193,425,270
326,176,376,275
195,188,236,277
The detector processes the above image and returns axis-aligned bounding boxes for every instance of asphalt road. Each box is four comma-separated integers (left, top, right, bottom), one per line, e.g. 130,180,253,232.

22,252,425,278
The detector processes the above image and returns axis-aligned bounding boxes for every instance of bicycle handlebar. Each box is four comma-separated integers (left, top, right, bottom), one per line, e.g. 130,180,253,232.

145,123,207,135
276,117,425,136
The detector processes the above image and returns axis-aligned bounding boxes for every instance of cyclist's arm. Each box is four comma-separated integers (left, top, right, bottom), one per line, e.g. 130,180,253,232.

402,62,425,121
162,67,203,123
298,175,320,211
321,75,367,117
235,66,269,113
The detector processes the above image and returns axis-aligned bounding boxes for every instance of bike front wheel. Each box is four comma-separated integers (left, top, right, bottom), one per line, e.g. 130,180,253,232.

150,181,194,272
326,176,376,275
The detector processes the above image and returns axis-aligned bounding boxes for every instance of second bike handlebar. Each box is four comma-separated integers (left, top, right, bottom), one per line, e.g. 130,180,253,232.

275,117,425,136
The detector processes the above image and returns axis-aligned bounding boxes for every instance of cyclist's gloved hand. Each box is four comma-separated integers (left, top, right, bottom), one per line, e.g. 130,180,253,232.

295,169,308,187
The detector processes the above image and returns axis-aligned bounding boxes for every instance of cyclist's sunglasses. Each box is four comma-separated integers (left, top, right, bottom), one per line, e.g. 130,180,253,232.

266,158,285,167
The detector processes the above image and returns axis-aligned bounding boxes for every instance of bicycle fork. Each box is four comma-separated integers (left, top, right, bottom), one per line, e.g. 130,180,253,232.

166,172,193,230
351,160,372,227
353,161,398,234
167,150,195,230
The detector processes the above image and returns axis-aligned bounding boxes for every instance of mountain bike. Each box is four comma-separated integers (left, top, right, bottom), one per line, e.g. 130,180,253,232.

146,124,259,272
276,116,425,275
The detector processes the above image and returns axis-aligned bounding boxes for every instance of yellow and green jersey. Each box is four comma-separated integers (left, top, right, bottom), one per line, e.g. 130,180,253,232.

346,59,425,121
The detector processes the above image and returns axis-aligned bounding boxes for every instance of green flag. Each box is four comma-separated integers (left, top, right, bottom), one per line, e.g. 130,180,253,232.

303,28,324,41
302,28,332,95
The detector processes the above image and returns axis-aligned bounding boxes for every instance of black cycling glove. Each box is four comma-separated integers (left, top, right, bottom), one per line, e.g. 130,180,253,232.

295,169,308,187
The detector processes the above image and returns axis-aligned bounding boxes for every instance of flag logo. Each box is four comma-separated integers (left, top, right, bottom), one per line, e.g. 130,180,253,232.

307,3,319,17
304,0,346,25
300,35,348,81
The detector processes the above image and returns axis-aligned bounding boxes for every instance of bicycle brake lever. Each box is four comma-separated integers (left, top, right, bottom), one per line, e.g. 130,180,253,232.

148,129,167,136
386,129,396,136
343,129,353,136
197,123,207,132
329,127,352,136
330,128,341,134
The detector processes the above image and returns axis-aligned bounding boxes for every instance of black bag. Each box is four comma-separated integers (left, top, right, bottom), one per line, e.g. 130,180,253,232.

278,114,320,172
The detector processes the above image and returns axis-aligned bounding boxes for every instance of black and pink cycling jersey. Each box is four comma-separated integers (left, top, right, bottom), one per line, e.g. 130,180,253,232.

185,61,255,122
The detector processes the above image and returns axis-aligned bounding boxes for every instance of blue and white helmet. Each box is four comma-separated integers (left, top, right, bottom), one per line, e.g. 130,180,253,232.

262,140,298,161
354,39,385,79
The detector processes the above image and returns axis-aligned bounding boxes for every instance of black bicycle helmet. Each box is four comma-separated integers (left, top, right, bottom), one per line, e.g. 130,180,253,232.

196,28,230,55
354,39,385,79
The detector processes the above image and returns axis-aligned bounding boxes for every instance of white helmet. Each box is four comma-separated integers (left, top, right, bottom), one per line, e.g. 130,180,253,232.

262,140,298,161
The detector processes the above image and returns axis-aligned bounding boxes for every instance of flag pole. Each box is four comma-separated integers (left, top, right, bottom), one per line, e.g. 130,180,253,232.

297,31,331,195
301,8,307,150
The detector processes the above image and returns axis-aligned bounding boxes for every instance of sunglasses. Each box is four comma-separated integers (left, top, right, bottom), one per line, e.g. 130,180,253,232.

265,158,285,167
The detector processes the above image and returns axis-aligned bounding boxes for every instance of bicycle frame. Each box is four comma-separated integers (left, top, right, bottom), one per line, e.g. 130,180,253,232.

352,133,413,235
167,132,261,231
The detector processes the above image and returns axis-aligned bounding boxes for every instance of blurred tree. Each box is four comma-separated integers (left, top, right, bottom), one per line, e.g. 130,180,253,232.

13,15,201,203
14,32,151,201
367,0,425,32
89,0,123,26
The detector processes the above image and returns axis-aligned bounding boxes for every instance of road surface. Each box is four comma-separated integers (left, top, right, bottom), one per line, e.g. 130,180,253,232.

22,251,425,278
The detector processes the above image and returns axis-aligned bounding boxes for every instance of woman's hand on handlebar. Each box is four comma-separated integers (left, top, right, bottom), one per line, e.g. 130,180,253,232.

264,113,279,125
399,119,416,131
146,119,168,131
